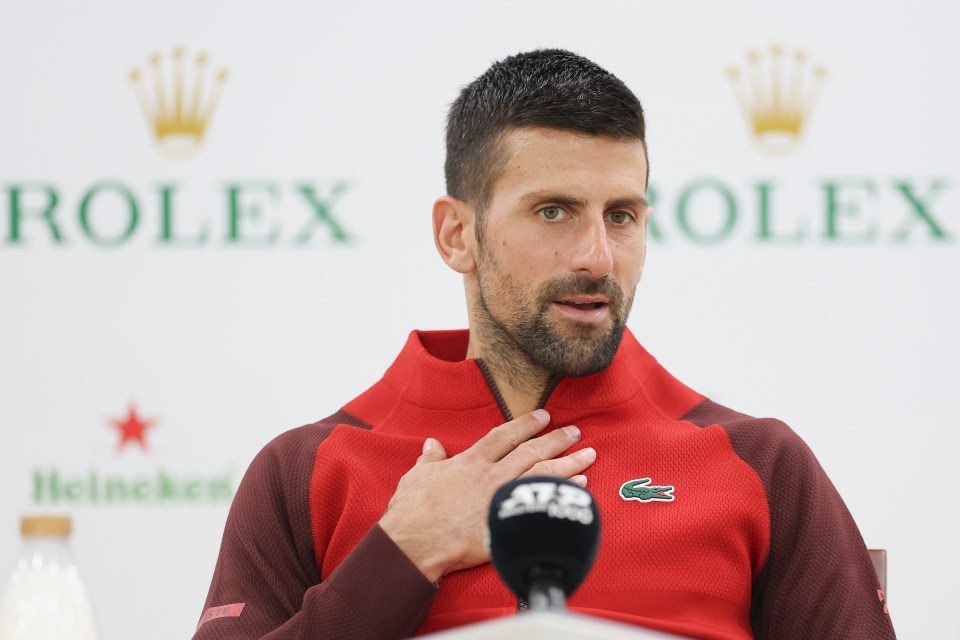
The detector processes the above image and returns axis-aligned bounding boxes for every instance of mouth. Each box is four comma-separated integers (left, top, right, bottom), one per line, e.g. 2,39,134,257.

552,297,610,323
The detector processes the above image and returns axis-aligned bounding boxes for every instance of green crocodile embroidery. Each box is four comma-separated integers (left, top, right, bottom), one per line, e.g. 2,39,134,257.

620,478,675,502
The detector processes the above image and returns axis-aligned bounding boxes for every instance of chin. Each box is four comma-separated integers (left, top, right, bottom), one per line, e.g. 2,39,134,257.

563,321,612,338
533,324,626,378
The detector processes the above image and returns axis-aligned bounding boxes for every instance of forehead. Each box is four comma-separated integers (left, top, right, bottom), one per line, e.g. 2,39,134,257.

489,126,649,205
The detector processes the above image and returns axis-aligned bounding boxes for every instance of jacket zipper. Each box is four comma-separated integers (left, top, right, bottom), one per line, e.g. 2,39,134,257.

475,359,566,420
475,358,513,422
475,359,564,614
536,375,563,409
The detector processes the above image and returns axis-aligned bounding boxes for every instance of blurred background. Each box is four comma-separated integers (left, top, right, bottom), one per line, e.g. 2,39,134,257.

1,0,957,638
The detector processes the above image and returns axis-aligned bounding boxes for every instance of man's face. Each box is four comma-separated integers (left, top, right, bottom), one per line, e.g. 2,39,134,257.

472,126,650,377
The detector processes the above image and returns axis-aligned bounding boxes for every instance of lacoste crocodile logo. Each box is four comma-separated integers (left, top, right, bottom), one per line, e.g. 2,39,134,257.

620,478,675,502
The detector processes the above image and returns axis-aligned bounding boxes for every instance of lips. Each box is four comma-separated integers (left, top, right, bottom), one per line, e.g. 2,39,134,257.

552,297,610,323
556,297,607,309
537,275,622,325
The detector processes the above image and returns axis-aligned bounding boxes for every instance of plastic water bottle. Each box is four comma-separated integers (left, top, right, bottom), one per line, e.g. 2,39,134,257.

0,515,98,640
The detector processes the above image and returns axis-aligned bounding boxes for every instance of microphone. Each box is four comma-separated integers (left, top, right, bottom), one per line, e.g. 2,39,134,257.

487,476,600,611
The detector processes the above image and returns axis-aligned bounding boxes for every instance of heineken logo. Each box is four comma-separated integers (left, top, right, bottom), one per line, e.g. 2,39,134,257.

29,401,235,507
620,478,675,503
32,468,234,505
110,403,155,451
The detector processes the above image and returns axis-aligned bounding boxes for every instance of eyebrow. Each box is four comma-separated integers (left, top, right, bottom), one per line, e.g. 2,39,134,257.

519,191,649,211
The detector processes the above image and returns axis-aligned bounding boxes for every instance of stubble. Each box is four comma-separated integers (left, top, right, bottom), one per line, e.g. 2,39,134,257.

473,253,634,387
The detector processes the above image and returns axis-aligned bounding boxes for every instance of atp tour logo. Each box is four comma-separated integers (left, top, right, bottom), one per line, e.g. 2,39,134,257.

497,481,594,525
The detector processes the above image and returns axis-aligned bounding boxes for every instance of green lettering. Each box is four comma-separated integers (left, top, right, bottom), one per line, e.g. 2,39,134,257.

63,477,83,502
823,180,878,242
294,182,351,244
208,474,234,502
185,479,203,500
88,470,99,503
892,180,950,241
106,477,128,502
158,470,179,500
226,182,280,245
756,181,805,243
132,478,151,501
676,180,737,244
32,469,57,503
6,184,63,244
159,184,209,246
645,184,663,242
79,182,139,247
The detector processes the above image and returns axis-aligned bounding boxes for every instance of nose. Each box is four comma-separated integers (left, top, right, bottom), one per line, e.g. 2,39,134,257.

569,215,613,278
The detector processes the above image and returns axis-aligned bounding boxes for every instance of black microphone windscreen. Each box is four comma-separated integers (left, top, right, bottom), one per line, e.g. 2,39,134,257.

487,476,600,599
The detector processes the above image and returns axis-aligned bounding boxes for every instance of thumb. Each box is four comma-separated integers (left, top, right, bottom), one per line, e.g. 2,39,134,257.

417,437,447,464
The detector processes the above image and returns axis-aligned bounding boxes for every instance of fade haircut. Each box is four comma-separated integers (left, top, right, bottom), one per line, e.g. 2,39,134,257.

444,49,648,234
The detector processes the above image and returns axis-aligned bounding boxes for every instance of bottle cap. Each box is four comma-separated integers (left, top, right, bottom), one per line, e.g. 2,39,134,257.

20,515,72,537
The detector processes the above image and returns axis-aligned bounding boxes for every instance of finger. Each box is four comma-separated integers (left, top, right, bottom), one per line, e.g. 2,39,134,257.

521,447,597,480
466,409,551,462
570,474,588,488
497,425,583,477
416,437,448,464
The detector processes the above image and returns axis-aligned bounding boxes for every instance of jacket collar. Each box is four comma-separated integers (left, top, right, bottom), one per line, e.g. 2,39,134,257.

379,328,667,415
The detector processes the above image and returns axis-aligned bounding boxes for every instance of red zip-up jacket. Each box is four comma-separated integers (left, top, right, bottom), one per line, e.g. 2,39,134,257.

194,329,896,639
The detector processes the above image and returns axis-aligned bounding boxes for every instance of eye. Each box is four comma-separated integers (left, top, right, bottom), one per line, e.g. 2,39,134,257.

538,206,566,222
606,211,633,226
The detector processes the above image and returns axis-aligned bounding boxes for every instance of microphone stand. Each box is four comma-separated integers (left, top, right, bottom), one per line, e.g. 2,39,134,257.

526,566,567,612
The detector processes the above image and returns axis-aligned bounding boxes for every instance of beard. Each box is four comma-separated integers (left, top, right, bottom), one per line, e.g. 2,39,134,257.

476,266,634,378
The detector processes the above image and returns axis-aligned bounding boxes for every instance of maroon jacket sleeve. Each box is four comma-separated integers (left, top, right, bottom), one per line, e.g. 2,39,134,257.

683,400,897,640
192,417,437,640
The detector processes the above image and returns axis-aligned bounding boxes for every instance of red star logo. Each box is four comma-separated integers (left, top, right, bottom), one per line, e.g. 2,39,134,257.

109,404,156,452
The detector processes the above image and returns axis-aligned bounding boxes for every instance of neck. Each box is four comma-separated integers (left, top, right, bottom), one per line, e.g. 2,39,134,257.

466,311,553,420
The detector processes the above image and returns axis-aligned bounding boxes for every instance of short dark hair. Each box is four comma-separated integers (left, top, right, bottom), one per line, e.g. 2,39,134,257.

445,49,648,219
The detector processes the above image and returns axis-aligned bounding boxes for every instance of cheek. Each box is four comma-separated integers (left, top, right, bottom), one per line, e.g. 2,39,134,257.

493,235,557,276
613,238,647,281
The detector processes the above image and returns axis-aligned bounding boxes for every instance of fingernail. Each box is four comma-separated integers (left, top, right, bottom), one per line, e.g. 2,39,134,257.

580,447,596,462
570,475,588,487
422,437,438,454
530,409,549,425
562,425,581,441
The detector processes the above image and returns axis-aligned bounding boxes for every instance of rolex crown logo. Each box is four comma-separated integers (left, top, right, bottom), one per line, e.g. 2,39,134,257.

129,47,228,158
727,44,827,155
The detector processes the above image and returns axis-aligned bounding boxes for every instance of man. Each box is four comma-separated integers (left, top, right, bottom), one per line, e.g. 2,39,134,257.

194,50,896,639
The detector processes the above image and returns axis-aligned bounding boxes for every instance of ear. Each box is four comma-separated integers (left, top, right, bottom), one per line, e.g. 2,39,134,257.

433,195,476,274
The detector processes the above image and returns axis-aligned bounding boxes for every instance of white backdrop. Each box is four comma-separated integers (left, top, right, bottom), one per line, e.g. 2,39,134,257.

1,1,958,638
